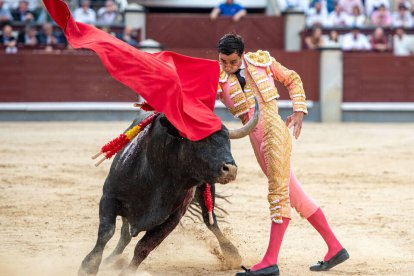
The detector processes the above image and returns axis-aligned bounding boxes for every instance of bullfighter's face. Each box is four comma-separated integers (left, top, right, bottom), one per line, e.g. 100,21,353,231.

219,52,243,75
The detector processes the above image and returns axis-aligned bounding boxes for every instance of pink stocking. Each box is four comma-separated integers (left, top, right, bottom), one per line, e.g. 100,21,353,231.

251,218,290,271
307,208,343,261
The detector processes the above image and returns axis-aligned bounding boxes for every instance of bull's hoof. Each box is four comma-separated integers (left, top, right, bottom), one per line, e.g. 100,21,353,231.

78,255,101,276
78,266,97,276
119,267,137,276
221,242,243,269
103,254,129,270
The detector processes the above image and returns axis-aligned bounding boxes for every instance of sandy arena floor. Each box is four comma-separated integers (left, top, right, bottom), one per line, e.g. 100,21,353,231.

0,121,413,275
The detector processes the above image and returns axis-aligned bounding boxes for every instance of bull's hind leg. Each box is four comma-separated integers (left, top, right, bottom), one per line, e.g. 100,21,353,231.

119,209,185,276
103,217,132,265
195,185,242,268
78,197,117,276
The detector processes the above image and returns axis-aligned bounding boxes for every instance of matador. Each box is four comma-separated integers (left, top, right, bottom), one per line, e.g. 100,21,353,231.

217,34,349,276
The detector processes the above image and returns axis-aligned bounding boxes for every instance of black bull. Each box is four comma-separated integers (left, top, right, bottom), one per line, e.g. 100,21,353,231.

79,104,259,276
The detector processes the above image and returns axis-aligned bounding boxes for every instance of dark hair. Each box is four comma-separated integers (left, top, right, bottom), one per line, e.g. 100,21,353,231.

218,33,244,56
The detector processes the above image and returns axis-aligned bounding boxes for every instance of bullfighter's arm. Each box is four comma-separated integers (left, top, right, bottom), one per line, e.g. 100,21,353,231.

269,58,308,115
269,58,307,139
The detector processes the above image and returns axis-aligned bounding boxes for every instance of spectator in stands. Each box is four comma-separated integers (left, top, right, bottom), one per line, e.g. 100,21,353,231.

306,1,329,27
393,0,414,14
326,4,349,26
37,22,62,47
279,0,310,12
35,0,53,24
0,0,12,23
392,3,413,28
365,0,390,16
393,27,414,55
11,0,35,22
117,25,138,47
371,4,392,27
74,0,96,25
210,0,247,22
97,0,119,26
345,5,367,27
305,26,324,49
309,0,336,13
342,26,371,50
324,30,342,47
338,0,364,15
18,25,38,46
369,27,391,51
0,24,17,53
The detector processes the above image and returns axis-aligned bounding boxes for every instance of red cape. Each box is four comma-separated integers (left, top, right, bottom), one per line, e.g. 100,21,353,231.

43,0,222,141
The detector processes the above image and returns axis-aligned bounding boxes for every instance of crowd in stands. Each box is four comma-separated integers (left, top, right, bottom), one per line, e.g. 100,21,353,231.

1,0,413,55
304,0,414,28
301,0,414,55
0,0,138,53
305,25,413,54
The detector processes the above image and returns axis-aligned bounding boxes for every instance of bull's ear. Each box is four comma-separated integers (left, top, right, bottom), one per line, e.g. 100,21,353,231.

159,115,181,138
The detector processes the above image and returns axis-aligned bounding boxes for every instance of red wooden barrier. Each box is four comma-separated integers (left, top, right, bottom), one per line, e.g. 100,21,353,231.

343,52,414,102
146,14,285,50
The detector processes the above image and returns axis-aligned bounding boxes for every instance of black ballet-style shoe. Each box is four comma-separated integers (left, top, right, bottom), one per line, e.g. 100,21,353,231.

309,248,349,271
235,265,280,276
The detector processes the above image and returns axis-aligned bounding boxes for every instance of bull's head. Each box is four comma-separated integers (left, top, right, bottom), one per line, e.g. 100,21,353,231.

147,99,259,187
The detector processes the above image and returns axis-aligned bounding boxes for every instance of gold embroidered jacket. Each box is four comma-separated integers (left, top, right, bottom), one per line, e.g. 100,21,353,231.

218,50,308,117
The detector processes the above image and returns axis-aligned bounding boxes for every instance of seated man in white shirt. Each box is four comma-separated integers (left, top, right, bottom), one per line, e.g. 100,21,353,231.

326,4,348,27
393,27,414,56
392,3,413,28
97,0,119,25
73,0,96,25
342,26,371,51
306,1,329,27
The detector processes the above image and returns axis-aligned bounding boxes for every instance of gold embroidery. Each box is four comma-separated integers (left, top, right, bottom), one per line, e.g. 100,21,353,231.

246,63,279,102
229,103,249,117
245,50,272,67
227,75,249,117
261,101,292,221
217,84,222,93
219,66,229,83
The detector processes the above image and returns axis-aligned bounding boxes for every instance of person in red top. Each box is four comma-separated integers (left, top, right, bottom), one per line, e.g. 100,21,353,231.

369,27,391,52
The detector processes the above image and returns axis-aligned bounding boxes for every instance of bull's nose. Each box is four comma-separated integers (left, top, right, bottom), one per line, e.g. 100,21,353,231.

221,164,237,179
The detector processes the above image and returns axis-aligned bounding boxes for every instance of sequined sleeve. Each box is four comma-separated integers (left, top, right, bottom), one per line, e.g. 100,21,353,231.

270,58,308,114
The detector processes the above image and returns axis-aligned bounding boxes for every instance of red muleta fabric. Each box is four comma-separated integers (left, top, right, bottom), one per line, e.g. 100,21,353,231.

42,0,222,141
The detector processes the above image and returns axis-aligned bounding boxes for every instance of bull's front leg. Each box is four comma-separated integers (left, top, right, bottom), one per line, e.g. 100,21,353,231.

195,184,242,269
103,217,132,267
103,217,132,266
78,197,117,276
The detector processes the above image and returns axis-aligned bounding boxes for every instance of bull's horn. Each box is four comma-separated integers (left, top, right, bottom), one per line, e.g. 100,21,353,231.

228,96,260,139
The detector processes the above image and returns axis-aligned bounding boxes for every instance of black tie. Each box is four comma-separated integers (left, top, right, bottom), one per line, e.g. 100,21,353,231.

235,69,246,91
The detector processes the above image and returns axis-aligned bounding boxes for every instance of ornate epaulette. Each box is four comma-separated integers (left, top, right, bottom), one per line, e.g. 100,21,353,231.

244,50,272,67
219,65,229,83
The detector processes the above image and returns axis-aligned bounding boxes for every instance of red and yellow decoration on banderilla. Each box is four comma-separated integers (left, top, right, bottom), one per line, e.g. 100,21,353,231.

92,112,160,166
204,183,215,225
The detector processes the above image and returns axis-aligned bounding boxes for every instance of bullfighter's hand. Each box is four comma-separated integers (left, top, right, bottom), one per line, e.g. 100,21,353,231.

286,111,304,139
